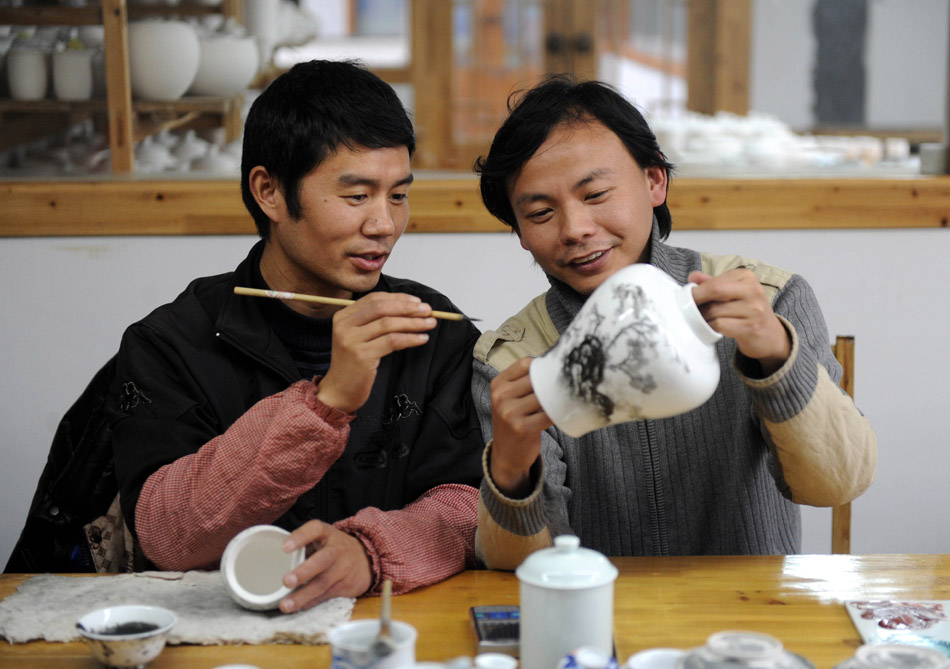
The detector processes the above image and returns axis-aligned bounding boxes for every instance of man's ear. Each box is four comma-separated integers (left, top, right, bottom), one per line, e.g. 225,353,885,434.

645,165,668,207
248,166,283,223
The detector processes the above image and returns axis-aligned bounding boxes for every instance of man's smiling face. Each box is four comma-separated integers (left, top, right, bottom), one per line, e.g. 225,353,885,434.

508,120,667,296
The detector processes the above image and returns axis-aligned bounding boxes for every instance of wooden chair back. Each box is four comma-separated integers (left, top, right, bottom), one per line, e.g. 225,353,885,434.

831,335,854,554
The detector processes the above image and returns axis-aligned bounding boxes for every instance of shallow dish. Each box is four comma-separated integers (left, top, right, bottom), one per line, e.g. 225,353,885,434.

76,604,177,668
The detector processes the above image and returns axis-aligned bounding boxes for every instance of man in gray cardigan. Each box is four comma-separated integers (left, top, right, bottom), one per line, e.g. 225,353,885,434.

472,76,877,568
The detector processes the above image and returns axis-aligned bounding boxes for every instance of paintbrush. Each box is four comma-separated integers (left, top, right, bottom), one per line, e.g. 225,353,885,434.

233,286,478,322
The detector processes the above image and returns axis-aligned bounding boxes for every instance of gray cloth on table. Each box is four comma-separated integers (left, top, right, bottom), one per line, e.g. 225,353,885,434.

0,571,354,645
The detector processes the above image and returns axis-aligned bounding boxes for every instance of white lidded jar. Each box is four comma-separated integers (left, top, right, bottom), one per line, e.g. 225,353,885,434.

530,263,722,438
516,535,618,669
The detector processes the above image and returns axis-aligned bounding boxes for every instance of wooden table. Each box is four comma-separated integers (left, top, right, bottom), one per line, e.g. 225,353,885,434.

1,554,947,668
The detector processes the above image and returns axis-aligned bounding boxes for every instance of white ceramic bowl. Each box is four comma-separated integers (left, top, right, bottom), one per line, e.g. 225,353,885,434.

188,33,259,96
128,19,199,100
76,604,176,668
626,648,685,669
220,524,306,610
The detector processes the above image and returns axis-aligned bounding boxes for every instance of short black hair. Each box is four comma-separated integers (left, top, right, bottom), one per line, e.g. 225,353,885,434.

474,75,675,238
241,60,415,239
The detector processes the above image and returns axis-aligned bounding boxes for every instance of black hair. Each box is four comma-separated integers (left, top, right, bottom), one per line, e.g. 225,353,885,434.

474,74,675,238
240,60,415,239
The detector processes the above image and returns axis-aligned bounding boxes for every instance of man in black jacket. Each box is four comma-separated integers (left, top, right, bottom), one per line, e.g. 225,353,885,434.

7,60,484,613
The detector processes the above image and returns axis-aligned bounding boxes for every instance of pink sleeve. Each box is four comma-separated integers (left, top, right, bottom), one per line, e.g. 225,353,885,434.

334,483,478,595
135,379,353,571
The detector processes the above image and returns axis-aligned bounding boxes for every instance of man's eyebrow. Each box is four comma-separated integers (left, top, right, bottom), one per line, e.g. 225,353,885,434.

513,168,613,207
574,168,613,189
338,173,415,188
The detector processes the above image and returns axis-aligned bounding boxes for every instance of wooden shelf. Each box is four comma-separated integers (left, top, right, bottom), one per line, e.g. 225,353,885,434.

0,0,242,174
0,94,241,151
0,95,238,115
0,4,101,26
2,176,949,237
0,0,227,26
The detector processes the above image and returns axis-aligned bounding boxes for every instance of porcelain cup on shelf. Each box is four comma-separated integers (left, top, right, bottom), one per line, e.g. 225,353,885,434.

529,263,722,438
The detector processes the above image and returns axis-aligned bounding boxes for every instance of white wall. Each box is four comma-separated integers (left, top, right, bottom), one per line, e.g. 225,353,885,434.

2,228,949,568
750,0,949,130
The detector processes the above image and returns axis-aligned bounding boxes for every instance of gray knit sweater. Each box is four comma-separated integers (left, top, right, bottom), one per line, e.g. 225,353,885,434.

472,232,877,562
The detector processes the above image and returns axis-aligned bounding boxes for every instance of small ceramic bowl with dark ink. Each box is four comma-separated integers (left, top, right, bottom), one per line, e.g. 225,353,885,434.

76,604,177,668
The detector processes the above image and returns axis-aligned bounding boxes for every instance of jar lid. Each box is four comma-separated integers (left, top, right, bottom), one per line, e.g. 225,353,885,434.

680,631,814,669
515,535,618,590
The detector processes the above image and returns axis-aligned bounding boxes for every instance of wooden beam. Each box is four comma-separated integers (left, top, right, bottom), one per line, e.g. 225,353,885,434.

410,0,455,169
101,0,134,173
687,0,750,115
2,177,949,237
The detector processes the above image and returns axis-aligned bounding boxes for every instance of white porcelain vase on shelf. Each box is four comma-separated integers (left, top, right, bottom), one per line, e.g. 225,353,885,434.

128,19,199,101
6,44,49,100
530,263,722,438
188,32,258,96
52,47,94,101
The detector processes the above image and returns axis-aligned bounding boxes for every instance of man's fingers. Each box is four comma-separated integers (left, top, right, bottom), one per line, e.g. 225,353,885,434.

284,519,330,553
335,292,432,328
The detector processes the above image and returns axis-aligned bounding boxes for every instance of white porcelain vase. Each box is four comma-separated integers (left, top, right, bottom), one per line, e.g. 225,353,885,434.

128,20,199,100
530,263,722,438
188,33,258,96
7,45,49,100
52,48,94,101
517,536,617,669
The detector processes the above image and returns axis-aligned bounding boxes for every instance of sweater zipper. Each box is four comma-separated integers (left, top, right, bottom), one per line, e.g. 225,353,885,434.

642,420,670,556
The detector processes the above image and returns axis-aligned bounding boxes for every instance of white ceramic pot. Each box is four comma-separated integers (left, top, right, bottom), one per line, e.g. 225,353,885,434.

128,20,199,100
834,644,950,669
170,129,209,165
677,631,815,669
191,145,240,174
220,525,305,611
188,33,258,96
530,263,722,438
516,535,617,669
134,136,178,173
52,48,94,101
7,45,48,100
